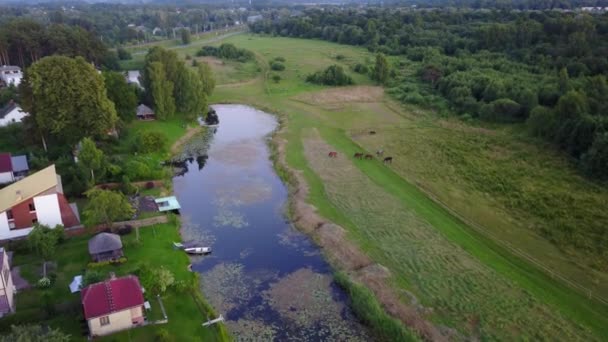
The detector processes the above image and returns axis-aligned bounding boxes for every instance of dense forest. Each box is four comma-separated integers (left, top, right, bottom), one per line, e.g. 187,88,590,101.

0,3,254,46
251,8,608,181
0,19,112,68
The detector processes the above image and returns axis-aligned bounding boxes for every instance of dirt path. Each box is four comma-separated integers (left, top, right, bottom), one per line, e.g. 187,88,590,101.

171,125,203,154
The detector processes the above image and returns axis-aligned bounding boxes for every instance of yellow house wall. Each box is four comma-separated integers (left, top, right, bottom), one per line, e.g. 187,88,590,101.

88,306,142,336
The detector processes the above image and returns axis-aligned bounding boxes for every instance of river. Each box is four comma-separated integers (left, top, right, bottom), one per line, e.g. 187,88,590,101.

172,104,370,340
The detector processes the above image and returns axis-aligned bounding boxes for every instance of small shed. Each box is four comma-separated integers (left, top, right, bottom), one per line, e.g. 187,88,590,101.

88,233,124,262
155,196,181,213
136,104,155,120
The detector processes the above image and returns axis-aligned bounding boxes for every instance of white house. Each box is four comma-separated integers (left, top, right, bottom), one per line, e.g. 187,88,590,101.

126,71,142,88
0,102,29,127
0,66,23,87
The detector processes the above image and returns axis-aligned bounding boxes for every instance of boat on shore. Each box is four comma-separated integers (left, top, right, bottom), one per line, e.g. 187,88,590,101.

184,247,212,255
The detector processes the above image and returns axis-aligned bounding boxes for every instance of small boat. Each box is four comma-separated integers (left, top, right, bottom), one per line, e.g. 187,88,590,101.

184,247,212,255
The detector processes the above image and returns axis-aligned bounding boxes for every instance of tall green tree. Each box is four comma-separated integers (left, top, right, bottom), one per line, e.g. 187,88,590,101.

103,71,138,122
147,62,175,120
372,53,389,84
84,189,135,230
78,137,104,184
20,56,117,150
180,28,192,45
27,224,62,277
197,62,216,96
175,67,206,119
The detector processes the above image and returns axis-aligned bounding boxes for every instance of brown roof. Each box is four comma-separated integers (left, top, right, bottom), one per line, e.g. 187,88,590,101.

88,233,123,254
136,104,154,116
0,165,59,213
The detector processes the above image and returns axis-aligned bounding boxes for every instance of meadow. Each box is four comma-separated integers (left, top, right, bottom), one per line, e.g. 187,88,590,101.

125,33,608,339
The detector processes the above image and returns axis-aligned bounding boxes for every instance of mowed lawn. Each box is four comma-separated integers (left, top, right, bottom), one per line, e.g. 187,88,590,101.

7,224,227,341
205,34,608,339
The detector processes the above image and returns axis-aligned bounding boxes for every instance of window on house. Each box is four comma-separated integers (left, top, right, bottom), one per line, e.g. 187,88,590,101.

28,203,36,212
6,210,13,220
100,316,110,326
3,269,8,283
32,219,38,225
8,222,15,230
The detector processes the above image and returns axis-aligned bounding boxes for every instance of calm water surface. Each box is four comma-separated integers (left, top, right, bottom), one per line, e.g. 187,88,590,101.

173,104,370,340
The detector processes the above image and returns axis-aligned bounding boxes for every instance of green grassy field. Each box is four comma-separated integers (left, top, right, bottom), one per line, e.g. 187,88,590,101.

6,223,227,341
193,34,608,340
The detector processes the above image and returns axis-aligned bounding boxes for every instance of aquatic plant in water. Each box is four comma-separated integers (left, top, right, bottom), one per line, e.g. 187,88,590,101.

213,208,249,228
263,268,369,341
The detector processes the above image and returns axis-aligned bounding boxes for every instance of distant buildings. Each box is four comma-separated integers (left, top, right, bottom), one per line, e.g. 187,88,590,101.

0,165,80,240
81,275,145,337
0,66,22,87
0,248,15,317
126,70,142,88
0,101,29,127
247,15,263,24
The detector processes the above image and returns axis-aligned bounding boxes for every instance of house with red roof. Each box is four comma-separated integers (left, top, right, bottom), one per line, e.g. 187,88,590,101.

81,275,146,337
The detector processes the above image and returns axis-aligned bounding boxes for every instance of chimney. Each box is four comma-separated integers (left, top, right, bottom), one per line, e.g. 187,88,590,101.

15,190,22,201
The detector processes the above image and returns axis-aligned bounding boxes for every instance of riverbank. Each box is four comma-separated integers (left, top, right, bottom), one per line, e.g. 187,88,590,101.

203,34,608,340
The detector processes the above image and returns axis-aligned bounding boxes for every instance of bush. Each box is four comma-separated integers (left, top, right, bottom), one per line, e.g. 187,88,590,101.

87,257,127,268
117,47,132,61
37,277,51,289
197,43,254,62
274,56,286,62
121,176,137,195
156,329,173,342
83,270,105,286
334,272,418,341
271,74,281,83
306,65,354,86
353,63,369,74
135,131,168,154
192,59,199,67
117,225,133,236
185,54,192,60
270,61,285,71
335,54,346,60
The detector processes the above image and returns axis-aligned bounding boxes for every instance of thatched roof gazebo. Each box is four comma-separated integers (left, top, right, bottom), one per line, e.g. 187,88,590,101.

88,233,124,262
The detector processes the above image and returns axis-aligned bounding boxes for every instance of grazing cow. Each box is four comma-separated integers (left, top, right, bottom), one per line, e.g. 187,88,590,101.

328,151,338,158
369,130,376,135
376,149,384,157
354,152,364,159
364,154,374,160
383,156,393,164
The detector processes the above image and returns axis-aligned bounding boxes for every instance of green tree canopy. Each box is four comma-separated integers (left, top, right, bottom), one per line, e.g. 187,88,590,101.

20,56,118,149
84,189,135,229
103,71,138,123
0,324,70,342
78,137,105,184
197,62,216,96
147,62,175,120
27,223,62,262
372,53,390,84
180,29,191,45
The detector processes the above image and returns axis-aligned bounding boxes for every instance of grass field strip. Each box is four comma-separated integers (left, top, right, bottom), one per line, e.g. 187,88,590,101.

301,130,594,340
